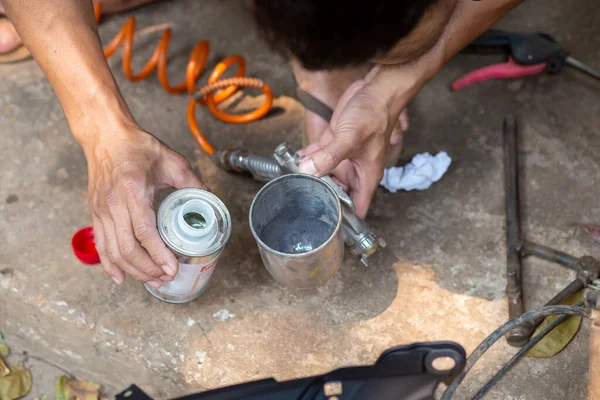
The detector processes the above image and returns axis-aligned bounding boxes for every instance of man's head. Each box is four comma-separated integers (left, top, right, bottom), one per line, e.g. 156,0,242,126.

252,0,444,70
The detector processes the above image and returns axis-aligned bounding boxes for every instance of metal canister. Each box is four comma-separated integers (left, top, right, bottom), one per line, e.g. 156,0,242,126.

144,188,232,303
249,174,344,288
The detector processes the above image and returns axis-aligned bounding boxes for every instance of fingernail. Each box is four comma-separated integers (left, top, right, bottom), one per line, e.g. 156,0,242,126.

162,264,176,276
160,275,174,282
147,280,163,288
399,117,408,132
299,158,317,175
399,113,409,132
112,276,121,285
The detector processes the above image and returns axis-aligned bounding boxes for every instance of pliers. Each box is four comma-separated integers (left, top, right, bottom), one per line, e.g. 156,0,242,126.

452,29,600,91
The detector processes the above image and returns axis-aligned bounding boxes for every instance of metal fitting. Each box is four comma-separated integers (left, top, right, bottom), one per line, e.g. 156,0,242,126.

577,255,600,285
213,148,282,182
586,289,600,311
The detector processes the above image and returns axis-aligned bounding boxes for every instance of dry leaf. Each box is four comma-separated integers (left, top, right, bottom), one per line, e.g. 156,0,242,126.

56,376,101,400
0,366,32,400
580,224,600,243
526,290,584,358
0,346,10,378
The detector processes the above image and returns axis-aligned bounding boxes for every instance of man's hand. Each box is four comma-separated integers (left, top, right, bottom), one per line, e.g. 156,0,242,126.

85,123,206,286
298,65,427,218
4,0,210,287
295,0,524,218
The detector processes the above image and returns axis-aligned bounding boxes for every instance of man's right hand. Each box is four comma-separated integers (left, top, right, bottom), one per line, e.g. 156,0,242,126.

85,124,206,287
2,0,208,287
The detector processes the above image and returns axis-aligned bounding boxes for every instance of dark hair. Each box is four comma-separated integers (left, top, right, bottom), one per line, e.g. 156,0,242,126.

252,0,439,70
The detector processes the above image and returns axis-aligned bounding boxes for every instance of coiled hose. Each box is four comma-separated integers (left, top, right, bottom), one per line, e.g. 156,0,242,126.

93,2,273,156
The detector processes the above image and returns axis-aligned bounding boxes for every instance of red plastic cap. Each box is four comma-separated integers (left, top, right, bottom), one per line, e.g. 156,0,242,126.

72,226,101,264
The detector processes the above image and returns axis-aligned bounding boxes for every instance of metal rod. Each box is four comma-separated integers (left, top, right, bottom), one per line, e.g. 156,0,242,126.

504,114,534,347
519,240,579,270
527,279,585,330
566,56,600,81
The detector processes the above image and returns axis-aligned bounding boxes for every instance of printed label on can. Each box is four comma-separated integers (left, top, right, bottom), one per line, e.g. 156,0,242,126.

158,257,220,297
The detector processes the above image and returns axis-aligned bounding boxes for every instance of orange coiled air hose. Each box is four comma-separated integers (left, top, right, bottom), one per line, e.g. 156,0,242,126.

93,3,273,156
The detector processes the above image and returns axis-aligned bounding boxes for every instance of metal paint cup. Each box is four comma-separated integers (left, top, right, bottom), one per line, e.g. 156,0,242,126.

249,174,344,288
144,188,232,303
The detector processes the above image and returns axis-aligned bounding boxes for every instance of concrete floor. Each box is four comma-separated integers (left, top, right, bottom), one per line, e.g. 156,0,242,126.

1,0,600,398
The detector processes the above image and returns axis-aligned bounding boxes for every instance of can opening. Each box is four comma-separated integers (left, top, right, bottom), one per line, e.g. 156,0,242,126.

184,212,207,229
250,174,340,255
174,199,217,241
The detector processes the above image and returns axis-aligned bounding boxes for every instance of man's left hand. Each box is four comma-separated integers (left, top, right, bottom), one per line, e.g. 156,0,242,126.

298,65,425,218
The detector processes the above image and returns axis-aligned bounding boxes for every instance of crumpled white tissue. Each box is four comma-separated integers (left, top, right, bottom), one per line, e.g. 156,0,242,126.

380,152,452,192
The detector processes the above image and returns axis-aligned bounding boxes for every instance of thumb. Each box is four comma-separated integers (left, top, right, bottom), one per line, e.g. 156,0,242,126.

173,167,207,191
161,155,208,190
299,132,355,176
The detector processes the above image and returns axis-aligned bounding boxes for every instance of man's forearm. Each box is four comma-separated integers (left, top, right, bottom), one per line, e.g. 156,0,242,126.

436,0,524,67
369,0,523,117
3,0,133,149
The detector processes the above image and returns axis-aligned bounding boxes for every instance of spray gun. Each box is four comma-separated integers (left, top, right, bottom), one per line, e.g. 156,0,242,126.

214,143,386,266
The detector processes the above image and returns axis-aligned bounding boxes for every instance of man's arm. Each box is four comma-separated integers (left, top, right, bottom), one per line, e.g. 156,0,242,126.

299,0,523,217
3,0,204,285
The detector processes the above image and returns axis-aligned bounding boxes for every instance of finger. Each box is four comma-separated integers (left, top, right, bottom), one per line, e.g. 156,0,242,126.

161,155,208,190
389,121,403,146
351,182,379,219
107,196,166,280
101,216,162,286
92,216,125,284
128,196,179,277
0,17,23,53
299,126,355,176
399,108,410,132
330,160,356,193
349,165,382,219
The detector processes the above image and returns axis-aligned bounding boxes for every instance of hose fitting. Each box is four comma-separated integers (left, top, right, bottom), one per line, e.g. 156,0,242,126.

213,148,282,182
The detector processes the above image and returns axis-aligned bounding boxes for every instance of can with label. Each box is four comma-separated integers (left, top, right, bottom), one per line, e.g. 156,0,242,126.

144,188,232,303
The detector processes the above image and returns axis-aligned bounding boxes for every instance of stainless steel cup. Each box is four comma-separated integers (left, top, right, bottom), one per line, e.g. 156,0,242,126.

249,174,344,288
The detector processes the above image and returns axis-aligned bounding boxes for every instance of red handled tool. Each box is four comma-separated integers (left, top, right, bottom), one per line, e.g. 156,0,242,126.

452,29,600,91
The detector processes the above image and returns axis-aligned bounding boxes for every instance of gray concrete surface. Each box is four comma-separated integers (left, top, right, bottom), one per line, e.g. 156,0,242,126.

1,0,600,398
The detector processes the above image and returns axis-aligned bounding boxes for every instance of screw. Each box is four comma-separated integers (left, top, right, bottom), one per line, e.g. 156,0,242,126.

275,142,289,156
